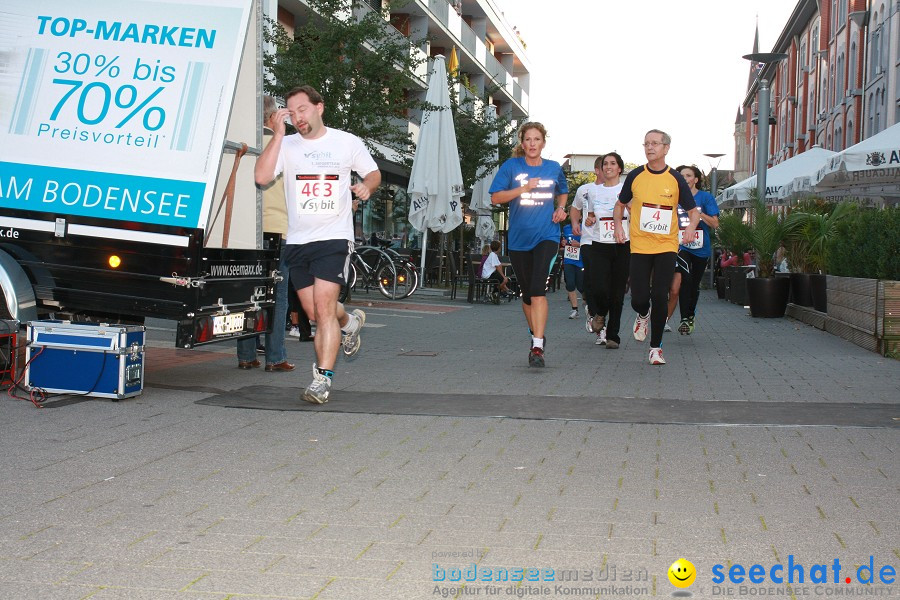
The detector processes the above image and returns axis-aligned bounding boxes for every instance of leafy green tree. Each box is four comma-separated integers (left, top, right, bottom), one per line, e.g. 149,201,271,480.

262,0,426,163
447,73,516,191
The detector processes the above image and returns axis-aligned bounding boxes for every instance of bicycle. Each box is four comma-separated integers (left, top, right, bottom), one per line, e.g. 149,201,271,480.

339,245,417,302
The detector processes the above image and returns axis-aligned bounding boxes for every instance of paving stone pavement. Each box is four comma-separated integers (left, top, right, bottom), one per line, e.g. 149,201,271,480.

1,290,898,599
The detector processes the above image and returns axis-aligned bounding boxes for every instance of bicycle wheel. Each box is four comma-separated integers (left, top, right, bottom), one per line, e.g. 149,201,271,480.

377,262,412,299
397,259,419,298
339,262,357,303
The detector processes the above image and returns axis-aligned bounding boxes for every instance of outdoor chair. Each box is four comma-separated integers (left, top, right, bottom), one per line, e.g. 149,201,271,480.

446,251,466,300
467,253,501,304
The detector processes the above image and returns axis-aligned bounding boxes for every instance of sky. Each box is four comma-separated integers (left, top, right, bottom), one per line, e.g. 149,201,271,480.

499,0,799,173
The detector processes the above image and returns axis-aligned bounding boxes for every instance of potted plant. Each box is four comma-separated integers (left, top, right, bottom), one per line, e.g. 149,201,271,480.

745,195,790,318
715,211,752,305
784,201,854,312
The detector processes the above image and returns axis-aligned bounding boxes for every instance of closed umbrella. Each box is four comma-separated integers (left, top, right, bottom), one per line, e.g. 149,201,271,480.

408,55,464,282
470,109,498,245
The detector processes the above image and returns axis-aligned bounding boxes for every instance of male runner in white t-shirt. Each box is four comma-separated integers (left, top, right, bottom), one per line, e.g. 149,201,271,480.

255,85,381,404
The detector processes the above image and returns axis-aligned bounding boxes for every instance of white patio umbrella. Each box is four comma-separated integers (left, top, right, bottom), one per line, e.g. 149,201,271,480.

776,145,837,203
811,122,900,198
718,146,836,208
470,110,498,245
407,55,464,282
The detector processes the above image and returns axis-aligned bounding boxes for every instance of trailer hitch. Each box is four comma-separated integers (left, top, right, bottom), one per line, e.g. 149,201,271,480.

159,274,205,288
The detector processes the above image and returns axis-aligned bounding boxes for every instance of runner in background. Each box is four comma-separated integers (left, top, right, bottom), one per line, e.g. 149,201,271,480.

570,161,601,336
561,222,584,319
581,152,629,349
674,165,719,334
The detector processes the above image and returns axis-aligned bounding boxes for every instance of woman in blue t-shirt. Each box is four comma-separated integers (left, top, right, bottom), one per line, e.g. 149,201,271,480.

489,122,568,368
670,164,720,335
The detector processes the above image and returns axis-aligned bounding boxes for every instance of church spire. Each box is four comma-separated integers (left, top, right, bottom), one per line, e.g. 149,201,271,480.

747,19,762,91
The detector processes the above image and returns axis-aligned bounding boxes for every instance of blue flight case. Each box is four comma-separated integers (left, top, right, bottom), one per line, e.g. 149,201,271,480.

25,321,145,399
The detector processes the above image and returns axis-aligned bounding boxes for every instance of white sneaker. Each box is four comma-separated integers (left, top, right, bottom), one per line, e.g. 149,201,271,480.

598,326,607,345
341,309,366,357
663,321,672,332
585,311,594,333
302,364,332,404
288,326,301,338
649,347,666,365
633,312,650,342
568,308,578,319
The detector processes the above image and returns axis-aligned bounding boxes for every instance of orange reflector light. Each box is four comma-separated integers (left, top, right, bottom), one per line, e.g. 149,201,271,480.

108,255,121,268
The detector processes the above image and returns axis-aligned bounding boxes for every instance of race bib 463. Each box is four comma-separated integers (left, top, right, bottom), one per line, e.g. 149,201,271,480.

295,174,339,215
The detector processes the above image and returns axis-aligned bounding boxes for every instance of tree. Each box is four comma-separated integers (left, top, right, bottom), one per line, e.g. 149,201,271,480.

262,0,426,164
447,72,516,191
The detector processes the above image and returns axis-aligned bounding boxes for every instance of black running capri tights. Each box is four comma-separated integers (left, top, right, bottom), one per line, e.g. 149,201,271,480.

509,240,559,305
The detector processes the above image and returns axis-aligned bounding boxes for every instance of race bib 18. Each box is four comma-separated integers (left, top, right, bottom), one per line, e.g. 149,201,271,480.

639,204,673,235
295,174,339,215
596,217,627,242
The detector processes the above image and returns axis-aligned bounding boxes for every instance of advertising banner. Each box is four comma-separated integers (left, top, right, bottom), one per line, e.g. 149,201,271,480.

0,0,252,230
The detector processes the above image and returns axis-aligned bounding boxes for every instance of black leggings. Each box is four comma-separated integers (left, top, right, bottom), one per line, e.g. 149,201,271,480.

679,250,709,320
509,240,559,305
629,252,676,348
583,242,631,344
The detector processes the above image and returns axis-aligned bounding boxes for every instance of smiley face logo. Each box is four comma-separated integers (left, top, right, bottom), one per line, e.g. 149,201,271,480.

668,558,696,588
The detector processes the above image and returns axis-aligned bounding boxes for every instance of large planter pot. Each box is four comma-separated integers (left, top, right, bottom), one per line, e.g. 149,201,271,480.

809,273,827,313
726,266,753,305
747,276,791,318
716,276,729,299
789,272,814,306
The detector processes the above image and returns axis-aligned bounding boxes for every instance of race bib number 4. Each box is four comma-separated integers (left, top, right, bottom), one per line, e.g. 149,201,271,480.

680,229,704,250
564,245,581,261
295,174,339,215
639,204,673,235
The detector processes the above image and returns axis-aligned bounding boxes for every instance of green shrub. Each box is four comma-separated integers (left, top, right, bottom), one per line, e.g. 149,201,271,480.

827,206,900,280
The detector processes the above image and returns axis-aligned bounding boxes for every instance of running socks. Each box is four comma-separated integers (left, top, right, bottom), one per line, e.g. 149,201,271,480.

341,312,360,334
532,337,544,349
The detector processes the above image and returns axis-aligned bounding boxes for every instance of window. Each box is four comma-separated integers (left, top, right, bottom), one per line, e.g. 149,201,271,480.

849,42,856,90
829,62,836,106
838,0,847,29
871,27,881,76
831,0,837,37
875,88,883,132
867,93,874,135
847,119,854,147
835,125,843,151
837,52,845,101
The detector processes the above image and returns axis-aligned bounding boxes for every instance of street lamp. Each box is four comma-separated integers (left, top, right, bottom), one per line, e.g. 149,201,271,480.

743,52,787,205
703,153,725,198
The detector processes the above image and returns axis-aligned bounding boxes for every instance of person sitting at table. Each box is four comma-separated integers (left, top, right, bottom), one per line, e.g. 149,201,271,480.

481,240,510,295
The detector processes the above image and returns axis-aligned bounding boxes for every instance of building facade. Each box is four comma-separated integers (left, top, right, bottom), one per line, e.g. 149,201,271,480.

736,0,899,178
265,0,530,241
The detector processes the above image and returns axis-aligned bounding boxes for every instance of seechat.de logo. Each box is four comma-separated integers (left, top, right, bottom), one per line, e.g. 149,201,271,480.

711,556,896,585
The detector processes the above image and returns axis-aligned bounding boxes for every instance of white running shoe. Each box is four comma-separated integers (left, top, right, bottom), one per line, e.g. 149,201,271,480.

648,347,666,365
633,312,650,342
598,326,607,345
568,308,578,319
341,309,366,357
664,321,672,332
288,326,301,338
302,364,332,404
